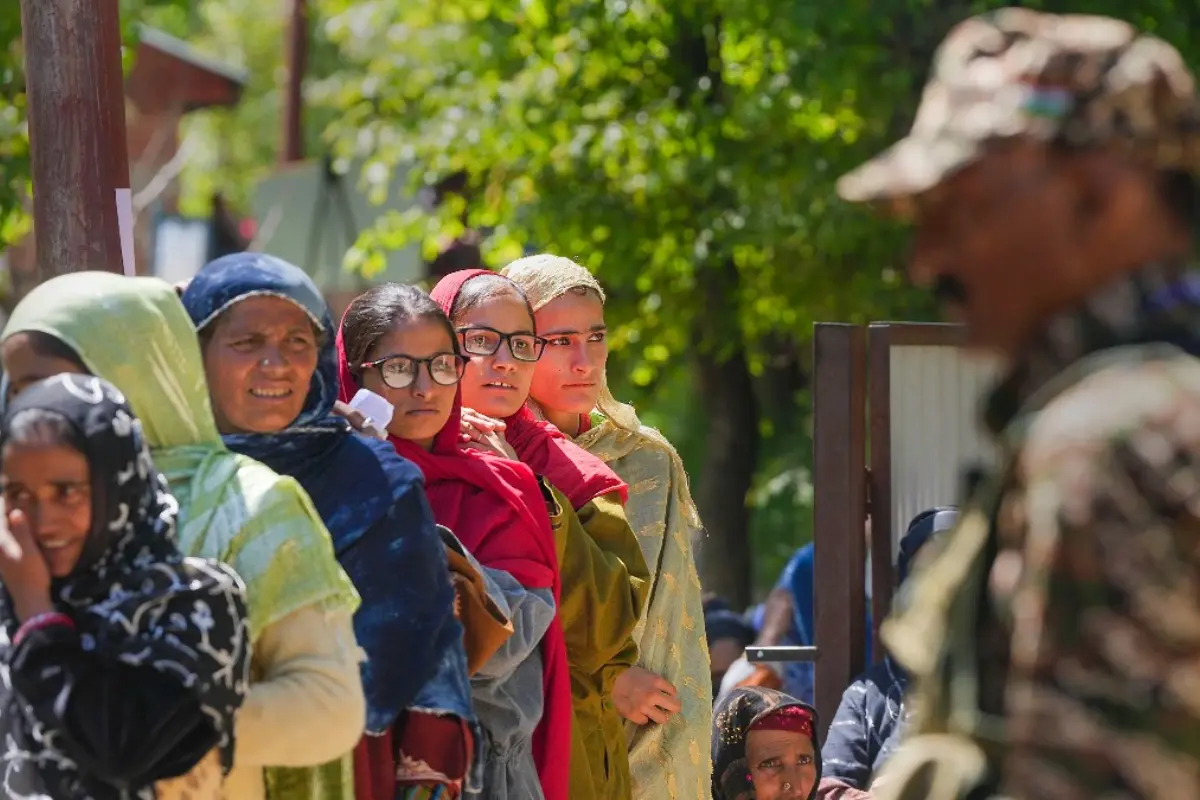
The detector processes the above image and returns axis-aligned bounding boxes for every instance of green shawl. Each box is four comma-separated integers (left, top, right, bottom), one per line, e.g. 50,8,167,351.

3,272,360,799
576,411,713,800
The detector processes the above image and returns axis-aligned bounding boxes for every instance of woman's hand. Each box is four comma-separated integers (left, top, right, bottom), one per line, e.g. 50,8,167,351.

333,400,368,433
333,400,388,440
611,666,681,726
459,408,505,441
462,432,517,460
0,507,53,622
460,408,517,460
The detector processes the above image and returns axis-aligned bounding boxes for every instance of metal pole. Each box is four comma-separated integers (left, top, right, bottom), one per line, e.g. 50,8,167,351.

19,0,131,284
281,0,308,163
812,323,868,738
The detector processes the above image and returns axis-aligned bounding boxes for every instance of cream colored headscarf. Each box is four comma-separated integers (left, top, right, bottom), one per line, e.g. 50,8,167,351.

502,254,699,525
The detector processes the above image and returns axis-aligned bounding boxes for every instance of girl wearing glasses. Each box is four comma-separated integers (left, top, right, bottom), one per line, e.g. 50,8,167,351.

337,283,571,800
431,269,652,800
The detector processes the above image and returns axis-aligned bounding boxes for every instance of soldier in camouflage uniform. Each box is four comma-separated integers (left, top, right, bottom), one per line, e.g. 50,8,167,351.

837,8,1200,800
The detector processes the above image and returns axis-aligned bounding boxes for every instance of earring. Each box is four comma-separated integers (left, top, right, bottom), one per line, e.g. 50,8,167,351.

783,782,792,791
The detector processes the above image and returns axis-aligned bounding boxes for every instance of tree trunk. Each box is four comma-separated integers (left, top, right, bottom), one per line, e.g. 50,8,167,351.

691,259,760,608
20,0,131,286
757,335,808,439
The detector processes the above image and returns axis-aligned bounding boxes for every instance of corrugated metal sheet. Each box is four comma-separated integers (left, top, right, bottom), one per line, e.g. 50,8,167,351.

888,345,1000,553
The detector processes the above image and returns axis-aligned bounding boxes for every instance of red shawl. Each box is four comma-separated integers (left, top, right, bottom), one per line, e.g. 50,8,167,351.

336,310,572,800
430,269,628,510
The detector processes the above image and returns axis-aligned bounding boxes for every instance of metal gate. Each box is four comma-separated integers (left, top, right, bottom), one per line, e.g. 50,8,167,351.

809,322,999,731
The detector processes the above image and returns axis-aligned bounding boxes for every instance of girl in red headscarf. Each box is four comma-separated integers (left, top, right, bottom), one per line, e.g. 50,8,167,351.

431,270,653,800
336,283,570,800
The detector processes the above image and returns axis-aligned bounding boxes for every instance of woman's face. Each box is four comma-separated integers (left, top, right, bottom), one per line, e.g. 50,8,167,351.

360,318,459,450
456,294,538,419
744,728,817,800
2,334,88,402
529,291,608,416
201,296,320,434
1,442,92,578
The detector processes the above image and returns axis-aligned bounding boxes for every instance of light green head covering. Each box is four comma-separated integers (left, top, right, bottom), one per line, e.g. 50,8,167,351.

3,272,358,635
5,272,220,447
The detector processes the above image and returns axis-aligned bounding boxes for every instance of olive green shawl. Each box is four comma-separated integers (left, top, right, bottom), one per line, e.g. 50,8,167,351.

577,412,713,800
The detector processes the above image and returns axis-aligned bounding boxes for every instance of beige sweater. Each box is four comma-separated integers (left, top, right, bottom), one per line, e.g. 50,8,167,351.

220,606,365,799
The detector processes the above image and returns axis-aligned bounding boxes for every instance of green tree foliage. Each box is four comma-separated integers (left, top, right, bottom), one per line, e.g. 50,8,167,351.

140,0,346,219
311,0,943,602
0,6,29,248
316,0,914,320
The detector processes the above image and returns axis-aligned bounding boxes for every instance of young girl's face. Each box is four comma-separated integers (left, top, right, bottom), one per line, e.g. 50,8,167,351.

360,317,462,450
529,290,608,416
1,333,88,401
456,293,540,419
1,442,92,577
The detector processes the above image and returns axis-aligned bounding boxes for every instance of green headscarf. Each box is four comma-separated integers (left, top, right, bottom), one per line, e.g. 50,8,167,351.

2,272,359,636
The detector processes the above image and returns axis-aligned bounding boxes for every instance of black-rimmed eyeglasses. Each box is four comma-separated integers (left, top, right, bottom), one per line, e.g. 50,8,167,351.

359,353,468,389
456,326,546,362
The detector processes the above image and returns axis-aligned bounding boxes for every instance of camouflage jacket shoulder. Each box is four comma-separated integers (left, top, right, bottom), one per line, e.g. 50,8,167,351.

883,344,1200,800
1018,344,1200,479
1000,345,1200,798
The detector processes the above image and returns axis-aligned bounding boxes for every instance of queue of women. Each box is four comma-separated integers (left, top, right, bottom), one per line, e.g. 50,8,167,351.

0,252,823,800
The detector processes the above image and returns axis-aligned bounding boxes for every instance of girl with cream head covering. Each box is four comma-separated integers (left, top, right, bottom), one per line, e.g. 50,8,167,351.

502,254,713,800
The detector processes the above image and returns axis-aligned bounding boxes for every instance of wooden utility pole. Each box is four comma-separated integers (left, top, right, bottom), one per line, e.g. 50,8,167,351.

281,0,308,163
19,0,132,284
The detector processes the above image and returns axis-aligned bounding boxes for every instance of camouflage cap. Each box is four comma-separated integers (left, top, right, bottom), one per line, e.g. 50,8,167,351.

836,8,1200,211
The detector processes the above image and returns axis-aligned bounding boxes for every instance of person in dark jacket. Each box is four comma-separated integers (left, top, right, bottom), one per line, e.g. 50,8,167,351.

816,507,959,799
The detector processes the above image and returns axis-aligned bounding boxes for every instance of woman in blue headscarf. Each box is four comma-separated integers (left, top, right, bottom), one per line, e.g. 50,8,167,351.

181,253,494,799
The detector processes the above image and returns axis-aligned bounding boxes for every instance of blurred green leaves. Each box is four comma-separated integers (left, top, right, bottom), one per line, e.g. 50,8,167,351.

313,0,928,377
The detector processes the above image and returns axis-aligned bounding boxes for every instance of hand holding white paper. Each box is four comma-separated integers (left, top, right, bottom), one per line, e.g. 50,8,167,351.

348,389,394,440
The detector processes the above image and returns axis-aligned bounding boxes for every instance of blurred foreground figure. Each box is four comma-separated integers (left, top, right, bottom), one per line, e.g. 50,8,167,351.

839,8,1200,799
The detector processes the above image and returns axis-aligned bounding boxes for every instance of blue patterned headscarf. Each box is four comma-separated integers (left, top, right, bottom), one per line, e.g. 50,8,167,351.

182,253,472,734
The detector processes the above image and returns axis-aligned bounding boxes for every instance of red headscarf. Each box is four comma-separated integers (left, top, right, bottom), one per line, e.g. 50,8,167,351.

430,269,628,510
335,305,572,800
749,705,815,739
